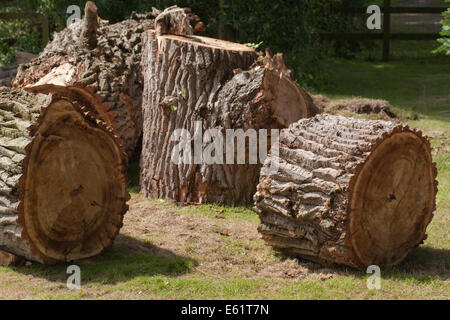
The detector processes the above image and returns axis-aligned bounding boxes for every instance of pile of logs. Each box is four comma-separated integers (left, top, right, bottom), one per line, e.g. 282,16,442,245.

0,2,437,268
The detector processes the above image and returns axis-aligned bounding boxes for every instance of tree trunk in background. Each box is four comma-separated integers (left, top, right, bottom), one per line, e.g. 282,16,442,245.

12,2,159,157
218,0,236,41
15,51,38,65
0,87,129,265
254,114,437,269
140,19,318,205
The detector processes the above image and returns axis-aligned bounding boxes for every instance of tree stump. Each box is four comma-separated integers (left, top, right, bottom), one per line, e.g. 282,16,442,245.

0,87,129,264
140,19,317,205
12,1,158,157
254,114,437,268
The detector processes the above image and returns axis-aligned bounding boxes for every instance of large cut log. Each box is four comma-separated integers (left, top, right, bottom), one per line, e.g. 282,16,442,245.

140,15,318,205
0,87,129,265
254,114,437,268
12,1,159,157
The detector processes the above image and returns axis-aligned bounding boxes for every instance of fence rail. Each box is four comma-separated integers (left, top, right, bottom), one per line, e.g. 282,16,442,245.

320,0,449,61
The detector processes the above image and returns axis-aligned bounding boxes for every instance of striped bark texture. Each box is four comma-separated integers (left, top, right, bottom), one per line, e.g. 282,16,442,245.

0,87,129,265
254,114,437,269
12,2,159,157
140,29,317,205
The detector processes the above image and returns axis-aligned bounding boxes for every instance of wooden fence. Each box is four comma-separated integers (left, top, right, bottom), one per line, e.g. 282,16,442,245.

320,0,449,61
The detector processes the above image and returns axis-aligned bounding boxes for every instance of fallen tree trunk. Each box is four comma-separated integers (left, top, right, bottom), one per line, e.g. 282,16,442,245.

12,1,159,157
254,114,437,268
140,17,318,205
0,87,129,265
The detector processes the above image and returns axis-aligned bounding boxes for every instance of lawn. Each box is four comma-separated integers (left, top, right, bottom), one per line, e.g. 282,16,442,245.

0,39,449,300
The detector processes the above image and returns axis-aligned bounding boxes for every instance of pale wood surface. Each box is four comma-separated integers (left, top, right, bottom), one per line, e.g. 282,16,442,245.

0,87,129,263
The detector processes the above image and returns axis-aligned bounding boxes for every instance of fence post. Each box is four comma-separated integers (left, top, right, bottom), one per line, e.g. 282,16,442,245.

382,0,391,61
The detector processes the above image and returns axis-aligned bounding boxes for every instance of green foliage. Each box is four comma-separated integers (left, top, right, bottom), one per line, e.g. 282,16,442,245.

202,0,374,89
243,41,263,50
0,18,43,66
0,1,49,66
0,0,374,89
434,1,450,55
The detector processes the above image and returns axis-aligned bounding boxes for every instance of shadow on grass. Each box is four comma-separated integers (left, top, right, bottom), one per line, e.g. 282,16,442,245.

11,234,197,285
313,246,450,283
383,246,450,282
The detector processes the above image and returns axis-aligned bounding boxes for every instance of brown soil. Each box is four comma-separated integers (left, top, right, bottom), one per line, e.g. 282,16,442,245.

121,195,319,280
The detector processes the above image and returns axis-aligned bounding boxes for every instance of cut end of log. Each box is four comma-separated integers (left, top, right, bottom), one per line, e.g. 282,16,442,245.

262,68,316,127
349,127,437,266
254,51,320,127
19,98,128,263
149,29,255,53
1,87,129,264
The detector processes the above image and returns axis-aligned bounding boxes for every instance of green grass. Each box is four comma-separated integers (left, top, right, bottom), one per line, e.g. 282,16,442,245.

9,238,195,285
323,44,449,118
126,162,259,223
146,198,259,223
44,272,449,299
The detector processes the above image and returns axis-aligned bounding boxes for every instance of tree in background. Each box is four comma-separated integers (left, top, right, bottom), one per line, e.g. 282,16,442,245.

434,0,450,55
0,0,372,89
0,0,45,65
